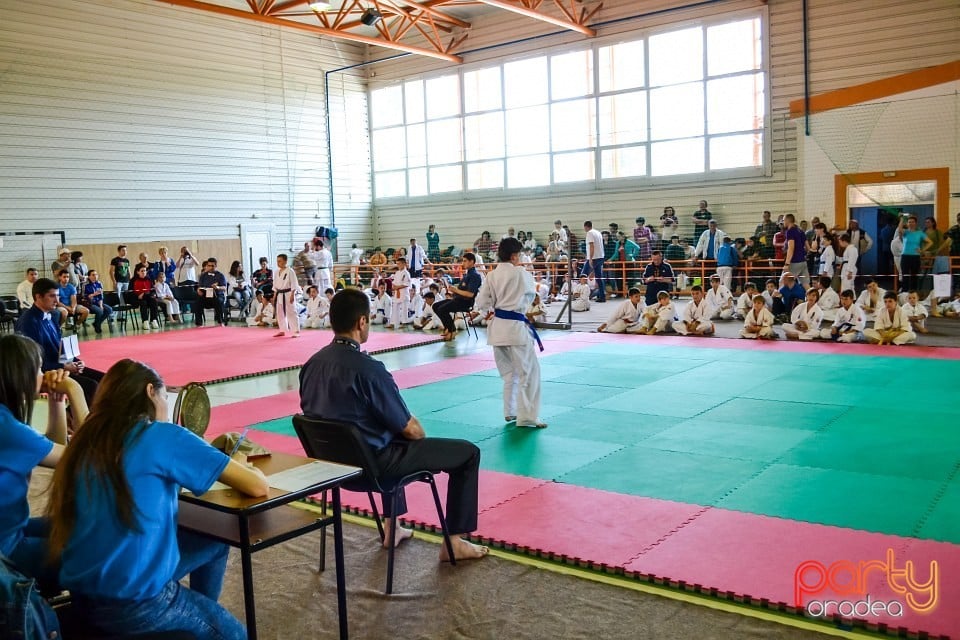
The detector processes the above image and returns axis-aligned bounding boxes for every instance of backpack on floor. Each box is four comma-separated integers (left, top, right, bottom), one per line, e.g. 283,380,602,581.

0,554,61,640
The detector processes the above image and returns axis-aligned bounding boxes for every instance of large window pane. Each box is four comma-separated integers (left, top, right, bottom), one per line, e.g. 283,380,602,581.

707,18,762,76
551,49,593,100
649,26,703,86
467,161,504,190
651,138,704,175
551,99,595,152
504,57,548,108
505,105,549,156
370,86,403,128
464,66,502,113
374,171,405,198
429,165,462,193
507,154,550,188
464,112,505,161
404,80,424,123
426,118,462,165
599,40,645,93
409,168,428,197
709,134,762,170
372,127,406,171
707,73,765,134
601,146,647,179
553,151,595,183
599,92,646,146
406,124,426,167
425,75,460,119
650,82,704,140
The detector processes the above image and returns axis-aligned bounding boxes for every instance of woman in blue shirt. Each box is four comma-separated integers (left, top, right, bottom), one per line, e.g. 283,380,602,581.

897,214,932,293
46,359,269,639
0,334,87,588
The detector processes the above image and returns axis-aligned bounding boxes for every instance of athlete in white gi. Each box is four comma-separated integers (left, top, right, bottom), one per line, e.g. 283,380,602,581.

673,286,715,336
273,254,301,337
783,288,823,340
475,238,545,428
386,257,411,328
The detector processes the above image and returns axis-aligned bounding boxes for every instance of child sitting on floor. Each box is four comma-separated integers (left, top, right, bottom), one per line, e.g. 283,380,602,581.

413,291,441,330
901,290,929,334
526,294,547,325
740,294,776,339
254,291,275,327
734,282,757,321
597,288,643,334
636,290,676,335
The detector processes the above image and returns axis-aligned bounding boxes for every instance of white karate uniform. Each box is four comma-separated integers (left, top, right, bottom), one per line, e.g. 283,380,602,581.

370,293,390,324
705,285,734,320
258,302,275,327
154,282,181,317
474,262,541,426
734,292,754,320
864,305,916,345
838,246,858,291
527,302,547,325
571,283,591,312
740,307,775,339
304,295,329,329
641,301,677,333
246,299,263,326
273,266,300,335
817,287,841,322
855,288,886,319
673,298,714,335
820,304,865,342
601,298,643,333
414,302,442,330
818,245,836,277
783,302,823,340
316,247,333,291
762,290,776,311
408,292,424,323
388,268,411,326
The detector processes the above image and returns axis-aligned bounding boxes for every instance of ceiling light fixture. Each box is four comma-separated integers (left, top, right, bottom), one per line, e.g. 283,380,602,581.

360,7,382,26
307,0,331,11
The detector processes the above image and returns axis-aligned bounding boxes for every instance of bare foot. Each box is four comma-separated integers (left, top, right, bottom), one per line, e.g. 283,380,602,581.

440,537,489,561
274,332,285,337
382,522,414,548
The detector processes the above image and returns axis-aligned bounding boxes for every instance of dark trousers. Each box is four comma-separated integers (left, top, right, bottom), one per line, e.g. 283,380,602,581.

194,295,226,325
581,258,605,301
433,297,473,333
71,365,104,404
901,254,921,292
374,437,480,535
137,294,160,322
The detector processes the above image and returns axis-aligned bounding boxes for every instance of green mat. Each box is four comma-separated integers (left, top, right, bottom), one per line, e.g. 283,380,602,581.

247,342,960,543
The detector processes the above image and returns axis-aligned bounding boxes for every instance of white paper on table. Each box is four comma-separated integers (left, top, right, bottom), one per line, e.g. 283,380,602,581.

266,460,356,493
933,274,951,298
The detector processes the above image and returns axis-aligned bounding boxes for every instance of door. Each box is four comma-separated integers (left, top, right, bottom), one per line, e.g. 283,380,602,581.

240,224,274,274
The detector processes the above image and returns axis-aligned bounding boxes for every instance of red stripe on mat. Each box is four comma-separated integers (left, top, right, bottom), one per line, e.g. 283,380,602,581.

80,327,441,387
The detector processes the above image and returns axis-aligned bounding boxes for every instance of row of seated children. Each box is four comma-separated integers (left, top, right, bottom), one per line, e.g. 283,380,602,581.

247,286,335,328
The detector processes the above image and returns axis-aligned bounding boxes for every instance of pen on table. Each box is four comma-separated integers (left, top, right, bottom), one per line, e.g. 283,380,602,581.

229,427,250,457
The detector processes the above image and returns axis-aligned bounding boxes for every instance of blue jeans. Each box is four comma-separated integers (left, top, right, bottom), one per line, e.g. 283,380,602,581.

73,530,242,638
85,302,113,329
581,258,605,301
8,517,59,593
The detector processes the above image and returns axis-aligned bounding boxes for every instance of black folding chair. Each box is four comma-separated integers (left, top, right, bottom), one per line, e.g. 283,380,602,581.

292,415,456,594
103,291,137,330
174,285,199,322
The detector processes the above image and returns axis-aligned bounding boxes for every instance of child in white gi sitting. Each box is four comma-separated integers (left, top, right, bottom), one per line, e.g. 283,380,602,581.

820,289,865,343
706,274,735,320
636,290,676,335
571,276,591,312
864,292,916,345
526,294,547,325
901,291,929,334
740,295,776,339
253,291,275,327
783,288,823,341
304,286,331,329
153,272,182,323
673,286,714,336
734,282,758,321
369,287,390,325
596,288,643,334
413,291,442,330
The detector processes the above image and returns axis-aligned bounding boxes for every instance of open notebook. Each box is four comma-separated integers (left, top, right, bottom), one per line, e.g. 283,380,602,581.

266,460,357,493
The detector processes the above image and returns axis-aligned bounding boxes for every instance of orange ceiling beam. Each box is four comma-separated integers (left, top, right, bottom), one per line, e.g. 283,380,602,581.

153,0,463,62
475,0,597,36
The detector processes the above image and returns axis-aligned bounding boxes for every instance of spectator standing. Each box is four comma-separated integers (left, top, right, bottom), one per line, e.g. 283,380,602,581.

176,246,200,285
581,221,606,303
694,220,726,261
633,217,653,261
754,211,779,259
691,200,712,240
426,225,441,261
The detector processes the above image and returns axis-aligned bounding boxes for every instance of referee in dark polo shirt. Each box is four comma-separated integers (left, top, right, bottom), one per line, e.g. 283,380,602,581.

299,288,488,561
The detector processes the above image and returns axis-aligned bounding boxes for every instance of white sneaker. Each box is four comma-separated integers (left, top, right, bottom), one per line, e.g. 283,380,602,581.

150,320,160,329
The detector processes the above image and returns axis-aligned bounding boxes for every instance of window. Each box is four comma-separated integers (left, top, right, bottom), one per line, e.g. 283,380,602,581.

369,12,766,198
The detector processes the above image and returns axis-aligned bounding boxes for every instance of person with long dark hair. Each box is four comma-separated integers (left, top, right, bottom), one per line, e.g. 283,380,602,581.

46,359,268,638
0,334,87,587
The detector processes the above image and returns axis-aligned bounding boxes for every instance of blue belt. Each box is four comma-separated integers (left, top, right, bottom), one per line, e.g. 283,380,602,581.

494,308,544,352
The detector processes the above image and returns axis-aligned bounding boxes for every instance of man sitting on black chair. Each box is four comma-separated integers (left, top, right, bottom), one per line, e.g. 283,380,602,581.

431,252,482,341
195,259,228,326
299,288,487,561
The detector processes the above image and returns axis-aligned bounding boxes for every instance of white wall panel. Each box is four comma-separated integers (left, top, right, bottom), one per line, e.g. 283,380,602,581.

0,0,373,260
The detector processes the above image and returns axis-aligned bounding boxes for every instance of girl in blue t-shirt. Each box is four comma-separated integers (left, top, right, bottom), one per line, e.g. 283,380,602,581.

46,359,269,639
897,214,932,293
0,334,88,588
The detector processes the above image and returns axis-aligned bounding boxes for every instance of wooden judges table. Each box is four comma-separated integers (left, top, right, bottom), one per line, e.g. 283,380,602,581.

178,452,361,640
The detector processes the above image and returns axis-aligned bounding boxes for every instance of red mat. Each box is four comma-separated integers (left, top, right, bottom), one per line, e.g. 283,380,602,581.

623,507,959,638
80,327,441,387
